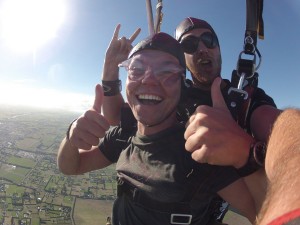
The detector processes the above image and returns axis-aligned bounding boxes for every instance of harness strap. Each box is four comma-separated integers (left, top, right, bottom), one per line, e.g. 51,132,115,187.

117,179,191,214
116,167,217,225
257,0,264,39
230,0,264,129
230,71,258,129
245,0,264,53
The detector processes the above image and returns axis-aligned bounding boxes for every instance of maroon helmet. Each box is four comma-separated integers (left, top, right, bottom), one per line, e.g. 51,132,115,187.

175,17,219,45
128,32,186,74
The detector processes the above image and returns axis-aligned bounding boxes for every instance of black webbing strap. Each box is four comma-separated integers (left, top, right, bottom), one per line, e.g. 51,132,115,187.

257,0,264,39
117,179,191,214
230,71,259,130
230,0,264,129
245,0,264,53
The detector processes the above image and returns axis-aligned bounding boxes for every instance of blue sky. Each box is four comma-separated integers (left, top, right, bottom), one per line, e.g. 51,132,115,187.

0,0,299,111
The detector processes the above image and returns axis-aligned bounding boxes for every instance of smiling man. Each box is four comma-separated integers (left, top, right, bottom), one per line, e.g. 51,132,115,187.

57,32,256,225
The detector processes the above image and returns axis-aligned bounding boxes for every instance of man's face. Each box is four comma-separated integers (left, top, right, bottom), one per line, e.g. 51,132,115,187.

180,28,222,90
125,50,183,130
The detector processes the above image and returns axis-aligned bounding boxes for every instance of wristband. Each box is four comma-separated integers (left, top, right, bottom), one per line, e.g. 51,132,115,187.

237,141,266,177
102,79,122,96
66,119,77,141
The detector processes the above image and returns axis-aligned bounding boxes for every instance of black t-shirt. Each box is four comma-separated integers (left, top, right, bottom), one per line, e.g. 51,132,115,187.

99,124,240,225
100,79,277,224
177,79,277,128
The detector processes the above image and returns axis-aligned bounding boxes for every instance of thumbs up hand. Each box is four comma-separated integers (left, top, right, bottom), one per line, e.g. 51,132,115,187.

184,77,254,168
68,84,110,150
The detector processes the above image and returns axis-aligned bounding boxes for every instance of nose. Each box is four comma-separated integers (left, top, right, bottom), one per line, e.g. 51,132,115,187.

196,40,208,54
141,70,159,85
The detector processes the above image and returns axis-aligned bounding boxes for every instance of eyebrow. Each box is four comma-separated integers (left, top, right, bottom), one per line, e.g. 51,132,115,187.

131,58,180,68
160,61,180,67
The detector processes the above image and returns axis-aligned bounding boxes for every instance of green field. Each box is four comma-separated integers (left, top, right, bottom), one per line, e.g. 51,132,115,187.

0,106,118,224
74,198,114,225
7,156,36,168
0,165,30,183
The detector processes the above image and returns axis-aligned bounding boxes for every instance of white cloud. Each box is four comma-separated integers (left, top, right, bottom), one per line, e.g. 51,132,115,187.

0,81,93,113
47,63,66,82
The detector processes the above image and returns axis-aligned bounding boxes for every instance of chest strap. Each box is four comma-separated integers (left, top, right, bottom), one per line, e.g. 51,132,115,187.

117,179,193,225
117,179,191,214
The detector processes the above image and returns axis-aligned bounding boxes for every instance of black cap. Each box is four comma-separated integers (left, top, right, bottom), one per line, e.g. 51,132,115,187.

128,32,186,74
175,17,219,45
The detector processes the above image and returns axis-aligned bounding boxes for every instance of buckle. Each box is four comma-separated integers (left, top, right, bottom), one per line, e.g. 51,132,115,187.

170,214,192,225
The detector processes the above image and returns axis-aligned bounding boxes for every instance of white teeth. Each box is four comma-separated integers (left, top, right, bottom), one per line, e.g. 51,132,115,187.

138,94,162,101
201,60,210,64
198,59,210,64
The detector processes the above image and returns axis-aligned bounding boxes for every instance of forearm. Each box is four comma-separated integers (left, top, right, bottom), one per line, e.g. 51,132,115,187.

258,166,300,225
102,95,124,126
102,59,125,125
102,57,119,81
57,137,81,175
57,137,112,175
242,105,281,211
243,169,267,213
100,24,141,126
258,108,300,224
218,179,256,223
250,105,281,142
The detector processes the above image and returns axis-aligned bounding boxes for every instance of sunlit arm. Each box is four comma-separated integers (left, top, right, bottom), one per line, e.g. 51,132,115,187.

258,108,300,225
57,137,112,175
218,178,256,224
103,94,127,126
101,24,140,126
102,95,125,127
243,105,282,212
101,50,125,126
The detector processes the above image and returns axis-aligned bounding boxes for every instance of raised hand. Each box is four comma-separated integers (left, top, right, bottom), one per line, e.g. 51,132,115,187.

184,77,254,168
105,24,141,66
68,84,110,150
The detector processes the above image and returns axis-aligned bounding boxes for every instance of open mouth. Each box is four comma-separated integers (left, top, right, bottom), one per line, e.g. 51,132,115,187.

197,58,212,66
137,94,163,105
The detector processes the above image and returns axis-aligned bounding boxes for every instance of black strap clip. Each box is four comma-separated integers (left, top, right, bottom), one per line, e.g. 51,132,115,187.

170,214,192,225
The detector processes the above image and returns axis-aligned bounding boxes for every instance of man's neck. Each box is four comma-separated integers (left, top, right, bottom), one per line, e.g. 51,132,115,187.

137,115,178,136
192,77,226,91
193,81,212,91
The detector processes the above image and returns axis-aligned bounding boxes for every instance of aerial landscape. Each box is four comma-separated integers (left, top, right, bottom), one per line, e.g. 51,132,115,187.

0,105,251,225
0,0,299,224
0,105,115,225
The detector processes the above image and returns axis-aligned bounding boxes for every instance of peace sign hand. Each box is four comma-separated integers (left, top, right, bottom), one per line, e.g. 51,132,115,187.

105,24,141,66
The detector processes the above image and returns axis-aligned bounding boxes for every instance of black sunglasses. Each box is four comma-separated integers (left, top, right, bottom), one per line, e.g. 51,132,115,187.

180,32,218,54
